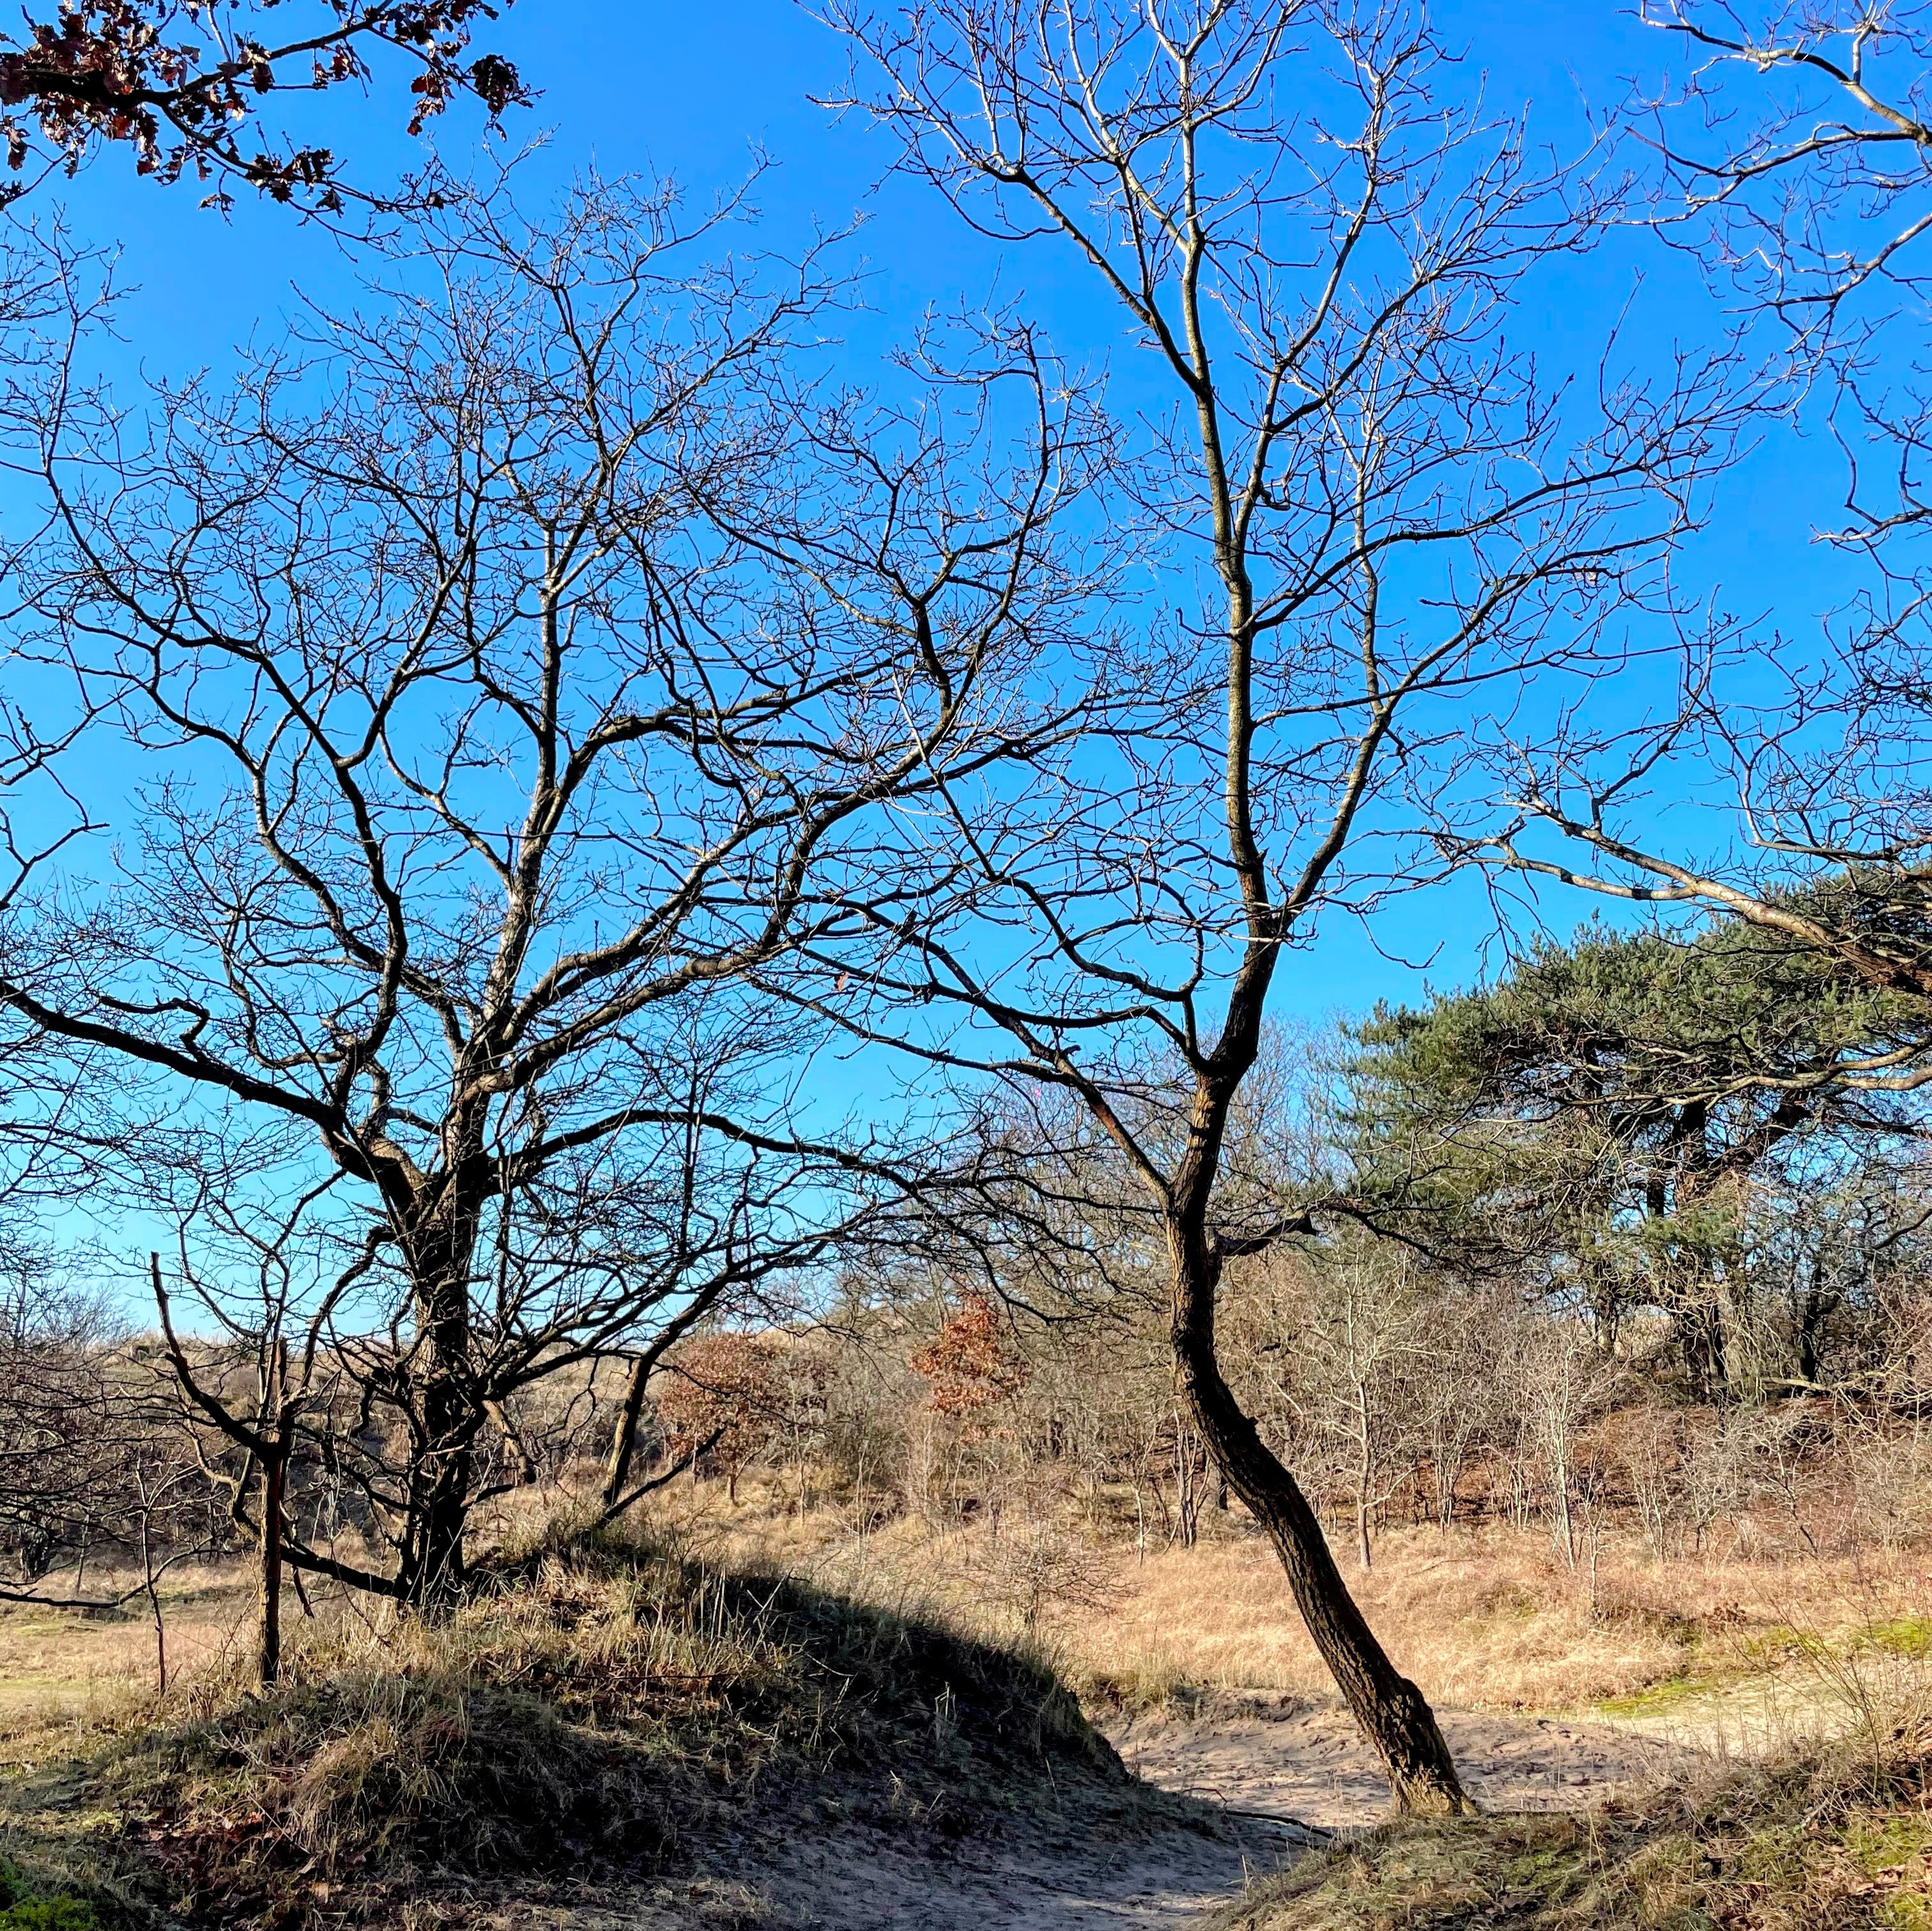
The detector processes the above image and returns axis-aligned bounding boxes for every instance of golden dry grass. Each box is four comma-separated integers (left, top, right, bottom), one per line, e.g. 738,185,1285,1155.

9,1474,1923,1756
648,1472,1932,1727
3,1464,1928,1931
0,1566,259,1745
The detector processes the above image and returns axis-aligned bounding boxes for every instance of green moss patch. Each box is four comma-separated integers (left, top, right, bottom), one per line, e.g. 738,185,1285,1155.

1860,1618,1932,1662
1593,1671,1716,1718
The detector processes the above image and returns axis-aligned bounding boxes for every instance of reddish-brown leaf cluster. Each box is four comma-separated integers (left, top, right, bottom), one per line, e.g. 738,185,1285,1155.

908,1293,1029,1417
0,1,526,211
656,1333,779,1468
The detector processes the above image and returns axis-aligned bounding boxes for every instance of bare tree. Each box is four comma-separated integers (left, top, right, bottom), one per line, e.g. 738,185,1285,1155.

1478,8,1932,1015
146,1216,356,1686
0,174,1112,1609
0,1248,156,1601
821,0,1734,1812
0,0,525,213
1310,1247,1425,1572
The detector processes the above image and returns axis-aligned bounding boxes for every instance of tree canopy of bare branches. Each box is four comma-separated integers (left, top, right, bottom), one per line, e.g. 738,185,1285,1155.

1471,8,1932,1036
813,0,1744,1813
0,172,1116,1608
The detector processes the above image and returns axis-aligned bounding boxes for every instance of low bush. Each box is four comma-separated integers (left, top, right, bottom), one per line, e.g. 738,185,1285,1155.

0,1857,96,1931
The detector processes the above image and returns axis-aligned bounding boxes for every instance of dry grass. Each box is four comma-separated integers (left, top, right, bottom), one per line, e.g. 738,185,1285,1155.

6,1467,1931,1928
0,1525,1124,1929
662,1474,1932,1731
0,1567,256,1743
1216,1744,1932,1930
1057,1525,1931,1720
655,1473,1932,1928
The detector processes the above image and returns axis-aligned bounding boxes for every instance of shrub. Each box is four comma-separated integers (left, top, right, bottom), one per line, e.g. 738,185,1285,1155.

0,1860,96,1931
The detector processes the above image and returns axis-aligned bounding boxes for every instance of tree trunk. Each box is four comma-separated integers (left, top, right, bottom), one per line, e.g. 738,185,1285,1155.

259,1443,286,1687
259,1337,288,1687
1170,1226,1471,1816
140,1511,167,1696
408,1259,479,1611
1176,1407,1201,1549
401,1194,487,1612
1679,1293,1729,1404
602,1354,652,1508
1355,1382,1375,1571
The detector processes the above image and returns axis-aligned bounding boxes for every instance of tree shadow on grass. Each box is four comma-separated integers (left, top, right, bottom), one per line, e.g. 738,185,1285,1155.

0,1527,1225,1929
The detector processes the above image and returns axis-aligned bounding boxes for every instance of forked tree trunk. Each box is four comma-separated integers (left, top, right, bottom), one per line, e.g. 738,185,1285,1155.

1169,1224,1472,1816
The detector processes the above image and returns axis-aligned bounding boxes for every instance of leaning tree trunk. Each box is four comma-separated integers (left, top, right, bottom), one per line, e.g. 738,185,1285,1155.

602,1354,652,1508
1169,1222,1472,1816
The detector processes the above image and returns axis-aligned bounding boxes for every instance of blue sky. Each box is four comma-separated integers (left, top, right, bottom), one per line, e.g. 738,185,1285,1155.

17,0,1885,1024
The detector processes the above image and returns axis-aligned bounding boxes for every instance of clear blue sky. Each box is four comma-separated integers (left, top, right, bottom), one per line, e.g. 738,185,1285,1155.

18,0,1871,1020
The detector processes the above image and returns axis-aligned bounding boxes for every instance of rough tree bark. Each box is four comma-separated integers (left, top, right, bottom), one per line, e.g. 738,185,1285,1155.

602,1356,653,1509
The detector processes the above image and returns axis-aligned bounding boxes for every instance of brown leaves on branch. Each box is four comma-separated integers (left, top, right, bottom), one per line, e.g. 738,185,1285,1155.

657,1335,781,1493
0,0,527,213
908,1293,1028,1419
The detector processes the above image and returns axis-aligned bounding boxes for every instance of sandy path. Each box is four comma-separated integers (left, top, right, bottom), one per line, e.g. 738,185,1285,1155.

736,1804,1310,1930
1109,1699,1689,1835
574,1701,1687,1928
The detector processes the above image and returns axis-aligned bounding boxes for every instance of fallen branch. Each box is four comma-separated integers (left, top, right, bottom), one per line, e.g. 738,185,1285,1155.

0,1578,149,1613
0,1537,213,1615
1219,1805,1336,1839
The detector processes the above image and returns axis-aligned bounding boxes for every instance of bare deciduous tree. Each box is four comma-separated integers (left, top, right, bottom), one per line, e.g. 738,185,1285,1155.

0,174,1112,1610
820,0,1736,1812
0,1250,150,1601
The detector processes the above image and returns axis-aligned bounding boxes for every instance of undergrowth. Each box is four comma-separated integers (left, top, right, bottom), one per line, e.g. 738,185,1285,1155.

0,1526,1121,1928
1219,1742,1932,1931
0,1856,96,1930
